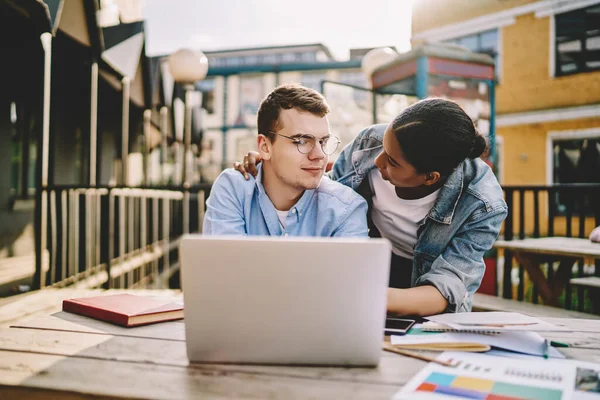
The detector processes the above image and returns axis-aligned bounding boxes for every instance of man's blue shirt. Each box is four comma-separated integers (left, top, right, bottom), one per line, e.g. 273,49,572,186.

203,165,368,237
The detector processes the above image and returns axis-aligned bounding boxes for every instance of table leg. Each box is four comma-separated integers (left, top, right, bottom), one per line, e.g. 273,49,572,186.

551,258,576,303
514,253,557,306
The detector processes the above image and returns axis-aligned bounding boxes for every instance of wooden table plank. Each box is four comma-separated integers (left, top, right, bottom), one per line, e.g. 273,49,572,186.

0,326,424,386
473,293,600,319
0,351,402,400
541,317,600,333
4,289,600,399
570,276,600,288
0,327,188,366
12,312,186,341
494,237,600,258
0,288,182,328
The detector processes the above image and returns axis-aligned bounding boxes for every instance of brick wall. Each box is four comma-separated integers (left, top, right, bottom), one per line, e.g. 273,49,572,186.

498,14,600,114
411,0,536,35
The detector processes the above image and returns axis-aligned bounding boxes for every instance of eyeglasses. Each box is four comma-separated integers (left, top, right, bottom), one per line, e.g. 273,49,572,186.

270,132,341,155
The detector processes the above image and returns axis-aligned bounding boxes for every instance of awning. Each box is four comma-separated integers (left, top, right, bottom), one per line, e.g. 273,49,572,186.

101,21,144,79
0,0,64,35
57,0,102,51
98,21,150,108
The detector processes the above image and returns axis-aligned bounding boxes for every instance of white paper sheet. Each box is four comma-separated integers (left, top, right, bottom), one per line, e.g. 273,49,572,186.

426,312,572,332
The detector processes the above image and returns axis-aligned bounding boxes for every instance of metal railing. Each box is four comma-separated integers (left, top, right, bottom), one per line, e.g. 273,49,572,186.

34,184,211,290
501,184,600,312
34,181,600,311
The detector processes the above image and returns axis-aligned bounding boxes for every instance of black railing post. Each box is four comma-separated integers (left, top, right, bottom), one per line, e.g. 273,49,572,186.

533,189,540,238
548,187,556,237
577,192,586,311
503,189,514,299
566,193,574,238
531,189,540,303
518,190,526,301
105,189,114,289
595,186,600,279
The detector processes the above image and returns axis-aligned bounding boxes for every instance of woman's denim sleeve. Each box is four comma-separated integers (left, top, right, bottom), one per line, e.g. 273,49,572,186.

415,204,508,312
329,133,360,182
329,124,385,187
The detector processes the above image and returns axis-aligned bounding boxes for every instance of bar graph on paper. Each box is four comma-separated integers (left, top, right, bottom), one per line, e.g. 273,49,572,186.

395,352,575,400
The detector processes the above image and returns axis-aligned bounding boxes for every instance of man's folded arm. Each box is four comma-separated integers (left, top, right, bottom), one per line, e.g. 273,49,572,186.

203,172,247,235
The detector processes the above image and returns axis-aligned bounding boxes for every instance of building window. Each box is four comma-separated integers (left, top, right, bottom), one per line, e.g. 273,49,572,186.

224,57,243,67
301,52,316,63
236,75,265,126
445,29,499,79
338,71,369,103
281,53,297,63
301,72,327,92
551,135,600,214
555,4,600,76
245,55,259,65
196,78,216,114
262,54,278,64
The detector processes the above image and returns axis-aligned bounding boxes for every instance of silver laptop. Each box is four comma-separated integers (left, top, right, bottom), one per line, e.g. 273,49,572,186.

180,235,391,366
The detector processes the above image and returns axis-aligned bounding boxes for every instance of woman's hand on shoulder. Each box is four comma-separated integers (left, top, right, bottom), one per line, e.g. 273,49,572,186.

233,151,262,180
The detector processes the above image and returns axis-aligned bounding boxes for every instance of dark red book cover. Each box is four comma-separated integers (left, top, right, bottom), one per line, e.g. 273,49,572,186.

62,294,183,327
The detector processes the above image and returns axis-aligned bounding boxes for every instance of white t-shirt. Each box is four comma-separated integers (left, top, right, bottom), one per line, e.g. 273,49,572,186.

369,169,440,258
276,209,288,229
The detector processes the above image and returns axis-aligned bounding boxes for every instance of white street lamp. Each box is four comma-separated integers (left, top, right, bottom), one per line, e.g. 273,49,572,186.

96,0,120,28
168,49,209,84
361,47,398,84
167,48,208,234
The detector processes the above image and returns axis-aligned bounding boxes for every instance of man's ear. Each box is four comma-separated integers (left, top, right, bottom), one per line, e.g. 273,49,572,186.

257,134,272,161
423,171,441,186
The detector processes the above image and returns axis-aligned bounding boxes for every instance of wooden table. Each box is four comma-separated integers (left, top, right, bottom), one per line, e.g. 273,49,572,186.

2,289,600,399
494,237,600,306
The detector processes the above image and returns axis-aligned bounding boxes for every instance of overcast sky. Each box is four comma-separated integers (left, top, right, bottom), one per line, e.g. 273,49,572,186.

143,0,413,59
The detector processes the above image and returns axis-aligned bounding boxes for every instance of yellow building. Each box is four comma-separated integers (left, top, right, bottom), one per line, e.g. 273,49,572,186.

412,0,600,237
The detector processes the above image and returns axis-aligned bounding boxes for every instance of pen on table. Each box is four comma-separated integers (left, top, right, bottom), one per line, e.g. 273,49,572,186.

382,342,456,367
550,340,569,348
543,338,550,359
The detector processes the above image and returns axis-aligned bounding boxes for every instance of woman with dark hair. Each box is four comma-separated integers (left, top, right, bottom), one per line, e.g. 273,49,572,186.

236,98,507,316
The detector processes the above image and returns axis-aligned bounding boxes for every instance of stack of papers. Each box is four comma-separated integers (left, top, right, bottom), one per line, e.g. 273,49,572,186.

391,325,565,358
389,312,600,399
390,312,569,358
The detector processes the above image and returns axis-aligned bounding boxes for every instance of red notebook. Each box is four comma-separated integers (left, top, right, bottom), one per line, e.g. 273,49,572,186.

62,294,184,327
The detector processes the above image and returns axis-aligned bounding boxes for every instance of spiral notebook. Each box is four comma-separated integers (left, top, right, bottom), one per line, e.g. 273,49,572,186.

394,351,575,400
425,312,571,333
422,322,501,334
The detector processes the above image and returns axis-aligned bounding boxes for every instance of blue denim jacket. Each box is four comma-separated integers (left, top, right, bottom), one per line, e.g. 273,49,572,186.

330,124,508,312
203,165,369,237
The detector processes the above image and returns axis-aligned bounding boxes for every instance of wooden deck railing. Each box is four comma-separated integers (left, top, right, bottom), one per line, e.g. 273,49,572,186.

34,184,211,290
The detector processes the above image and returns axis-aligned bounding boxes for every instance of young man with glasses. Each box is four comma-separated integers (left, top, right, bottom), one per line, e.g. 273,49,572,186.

203,84,368,237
